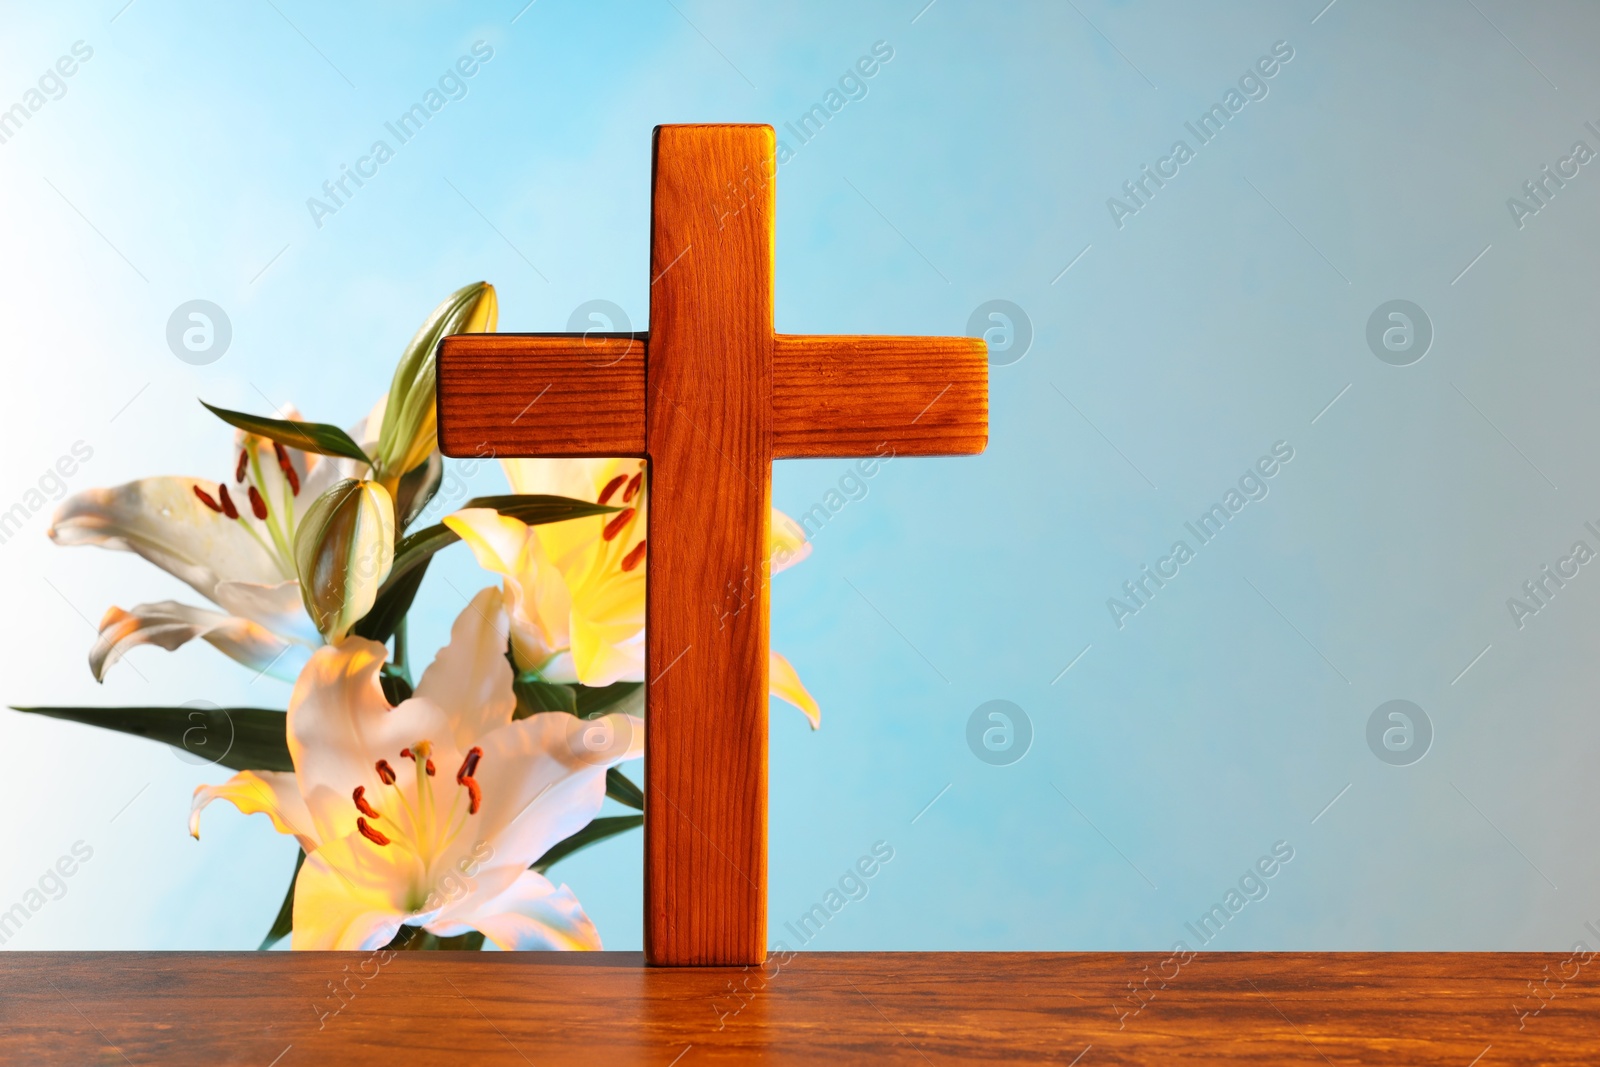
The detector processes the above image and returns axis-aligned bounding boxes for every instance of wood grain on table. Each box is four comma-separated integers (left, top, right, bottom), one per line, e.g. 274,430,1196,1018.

0,952,1590,1065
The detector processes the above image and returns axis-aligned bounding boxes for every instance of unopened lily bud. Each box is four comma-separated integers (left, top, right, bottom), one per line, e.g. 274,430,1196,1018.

293,479,395,641
375,281,497,483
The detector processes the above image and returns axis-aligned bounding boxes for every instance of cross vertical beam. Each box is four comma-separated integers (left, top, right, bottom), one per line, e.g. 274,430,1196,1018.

645,125,774,965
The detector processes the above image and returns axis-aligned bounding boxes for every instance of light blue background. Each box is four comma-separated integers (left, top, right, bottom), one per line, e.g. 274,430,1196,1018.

3,0,1599,953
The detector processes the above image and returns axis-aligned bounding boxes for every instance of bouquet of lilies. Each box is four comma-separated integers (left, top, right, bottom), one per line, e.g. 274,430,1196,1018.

14,283,819,951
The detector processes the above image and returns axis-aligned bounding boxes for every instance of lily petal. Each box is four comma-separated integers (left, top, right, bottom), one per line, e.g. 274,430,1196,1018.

470,711,643,868
190,770,318,852
532,650,579,685
568,569,646,686
501,458,615,501
291,830,418,950
769,508,812,574
90,600,308,682
412,586,516,748
769,650,820,729
287,637,450,846
213,579,322,646
427,870,600,950
443,508,532,575
446,508,570,672
505,458,647,571
50,477,287,599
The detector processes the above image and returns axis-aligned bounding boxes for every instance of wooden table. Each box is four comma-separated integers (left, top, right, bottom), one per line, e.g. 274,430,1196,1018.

1,952,1591,1064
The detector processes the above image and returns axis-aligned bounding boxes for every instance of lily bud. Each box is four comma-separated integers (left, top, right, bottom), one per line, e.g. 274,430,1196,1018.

375,281,498,484
293,479,396,642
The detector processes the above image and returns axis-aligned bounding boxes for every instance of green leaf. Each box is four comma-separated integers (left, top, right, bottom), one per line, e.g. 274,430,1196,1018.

385,925,429,950
201,401,374,468
10,705,291,772
606,768,644,811
379,665,414,705
513,676,577,719
533,814,643,874
260,850,305,950
512,678,645,722
381,926,485,951
354,494,617,645
433,931,486,951
575,682,644,719
350,558,430,645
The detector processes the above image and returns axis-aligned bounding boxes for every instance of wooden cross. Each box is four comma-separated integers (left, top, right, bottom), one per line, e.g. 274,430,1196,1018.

437,124,988,965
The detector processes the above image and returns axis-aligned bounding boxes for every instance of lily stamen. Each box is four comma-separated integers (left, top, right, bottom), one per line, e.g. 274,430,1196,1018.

273,442,301,495
623,471,642,502
622,540,647,572
235,448,249,483
217,484,239,520
248,486,269,521
457,747,484,815
597,474,626,505
357,816,390,846
602,508,635,541
373,755,427,851
353,785,381,819
193,486,223,513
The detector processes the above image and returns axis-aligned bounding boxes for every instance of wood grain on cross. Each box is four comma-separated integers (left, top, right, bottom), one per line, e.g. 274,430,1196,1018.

437,124,987,965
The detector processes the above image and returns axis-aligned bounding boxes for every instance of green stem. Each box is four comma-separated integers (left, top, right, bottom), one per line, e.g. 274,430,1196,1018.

393,616,413,685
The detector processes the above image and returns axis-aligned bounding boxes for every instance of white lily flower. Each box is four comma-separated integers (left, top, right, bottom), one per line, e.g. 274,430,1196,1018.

191,586,641,951
48,403,381,681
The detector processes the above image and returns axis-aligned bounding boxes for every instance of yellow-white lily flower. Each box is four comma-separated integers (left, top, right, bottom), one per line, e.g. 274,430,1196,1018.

48,403,382,681
191,586,641,951
444,458,822,728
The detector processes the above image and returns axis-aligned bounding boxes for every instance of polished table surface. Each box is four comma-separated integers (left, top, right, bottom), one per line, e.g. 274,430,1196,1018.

0,951,1594,1064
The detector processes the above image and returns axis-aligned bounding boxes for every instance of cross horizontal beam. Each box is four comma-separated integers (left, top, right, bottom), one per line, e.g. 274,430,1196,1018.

437,332,987,459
